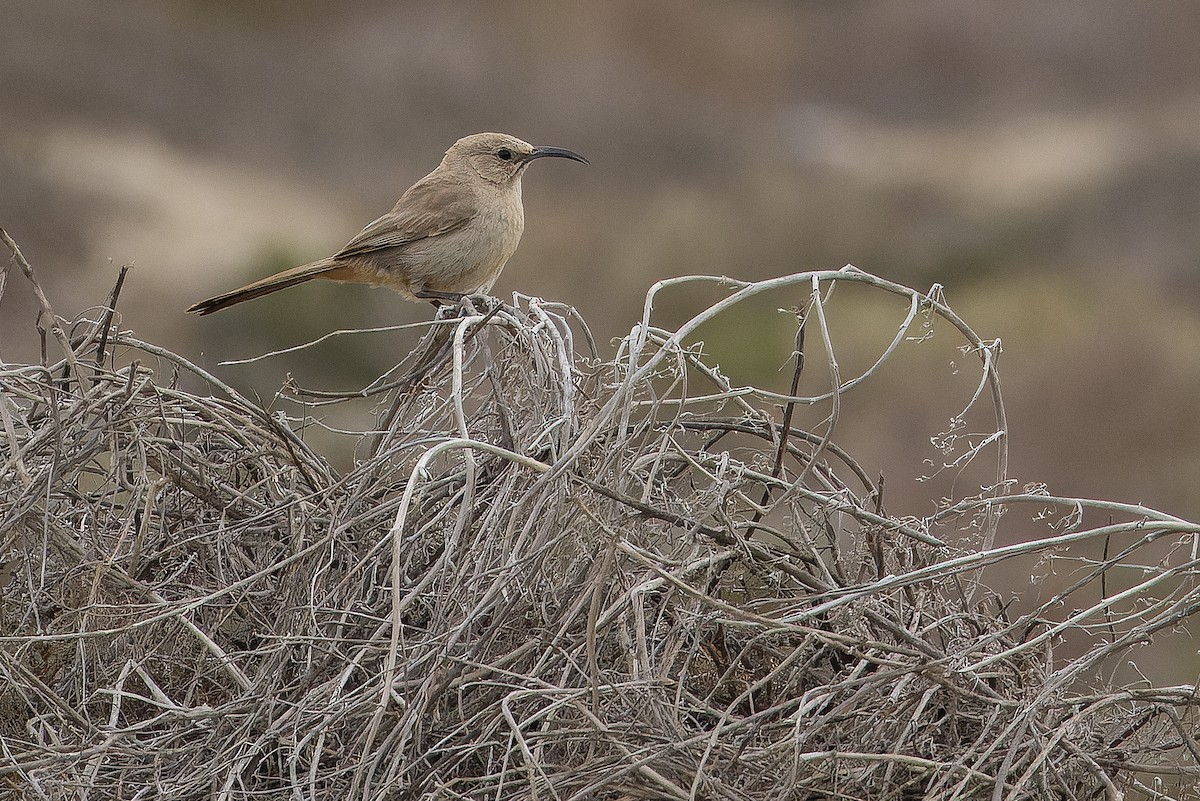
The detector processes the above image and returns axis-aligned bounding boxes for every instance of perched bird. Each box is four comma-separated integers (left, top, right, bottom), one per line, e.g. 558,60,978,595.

186,132,587,315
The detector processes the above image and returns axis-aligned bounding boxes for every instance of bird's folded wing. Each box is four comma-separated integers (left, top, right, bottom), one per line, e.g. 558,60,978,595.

335,177,478,259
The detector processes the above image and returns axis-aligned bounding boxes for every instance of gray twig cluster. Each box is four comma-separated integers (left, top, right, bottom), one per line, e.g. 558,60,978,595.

2,231,1197,800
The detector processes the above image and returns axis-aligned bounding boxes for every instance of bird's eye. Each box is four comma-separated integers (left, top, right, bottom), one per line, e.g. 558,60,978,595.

496,148,513,161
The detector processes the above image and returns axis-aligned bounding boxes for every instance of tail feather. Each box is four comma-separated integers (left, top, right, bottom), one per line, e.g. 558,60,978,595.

186,259,345,315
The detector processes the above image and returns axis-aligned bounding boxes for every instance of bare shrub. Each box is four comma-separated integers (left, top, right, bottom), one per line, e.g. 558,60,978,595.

2,230,1197,799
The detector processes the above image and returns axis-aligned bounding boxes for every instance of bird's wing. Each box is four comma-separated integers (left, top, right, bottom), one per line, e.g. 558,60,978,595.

334,175,477,259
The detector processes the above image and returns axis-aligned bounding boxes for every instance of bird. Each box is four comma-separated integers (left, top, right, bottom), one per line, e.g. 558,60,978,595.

186,132,588,315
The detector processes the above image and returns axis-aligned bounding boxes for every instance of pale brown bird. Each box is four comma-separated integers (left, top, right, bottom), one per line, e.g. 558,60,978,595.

186,132,587,315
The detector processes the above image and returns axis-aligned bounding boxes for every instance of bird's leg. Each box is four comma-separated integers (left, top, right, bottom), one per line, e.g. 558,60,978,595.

415,289,467,304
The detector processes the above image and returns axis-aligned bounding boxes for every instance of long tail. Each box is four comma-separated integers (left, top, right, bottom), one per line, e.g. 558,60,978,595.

186,259,346,315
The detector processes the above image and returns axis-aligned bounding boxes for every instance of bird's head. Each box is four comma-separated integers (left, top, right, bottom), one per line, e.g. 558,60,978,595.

445,132,588,186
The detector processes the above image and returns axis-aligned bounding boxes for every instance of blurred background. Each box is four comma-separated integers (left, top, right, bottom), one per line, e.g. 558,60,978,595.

2,1,1199,672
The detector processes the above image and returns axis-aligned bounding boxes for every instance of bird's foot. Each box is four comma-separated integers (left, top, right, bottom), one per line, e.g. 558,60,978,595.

429,293,497,321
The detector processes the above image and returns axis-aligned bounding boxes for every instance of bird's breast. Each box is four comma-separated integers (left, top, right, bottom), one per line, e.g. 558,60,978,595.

407,189,525,295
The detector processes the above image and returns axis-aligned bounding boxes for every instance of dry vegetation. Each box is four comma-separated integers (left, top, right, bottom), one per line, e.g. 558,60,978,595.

2,230,1199,800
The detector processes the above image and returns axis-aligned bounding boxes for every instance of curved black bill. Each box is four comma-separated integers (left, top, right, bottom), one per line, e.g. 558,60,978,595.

527,146,589,165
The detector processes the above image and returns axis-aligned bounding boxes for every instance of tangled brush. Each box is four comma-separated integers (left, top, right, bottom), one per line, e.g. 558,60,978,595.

2,229,1198,800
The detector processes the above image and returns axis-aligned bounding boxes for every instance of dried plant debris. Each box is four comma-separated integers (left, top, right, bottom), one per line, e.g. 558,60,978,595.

2,233,1198,800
